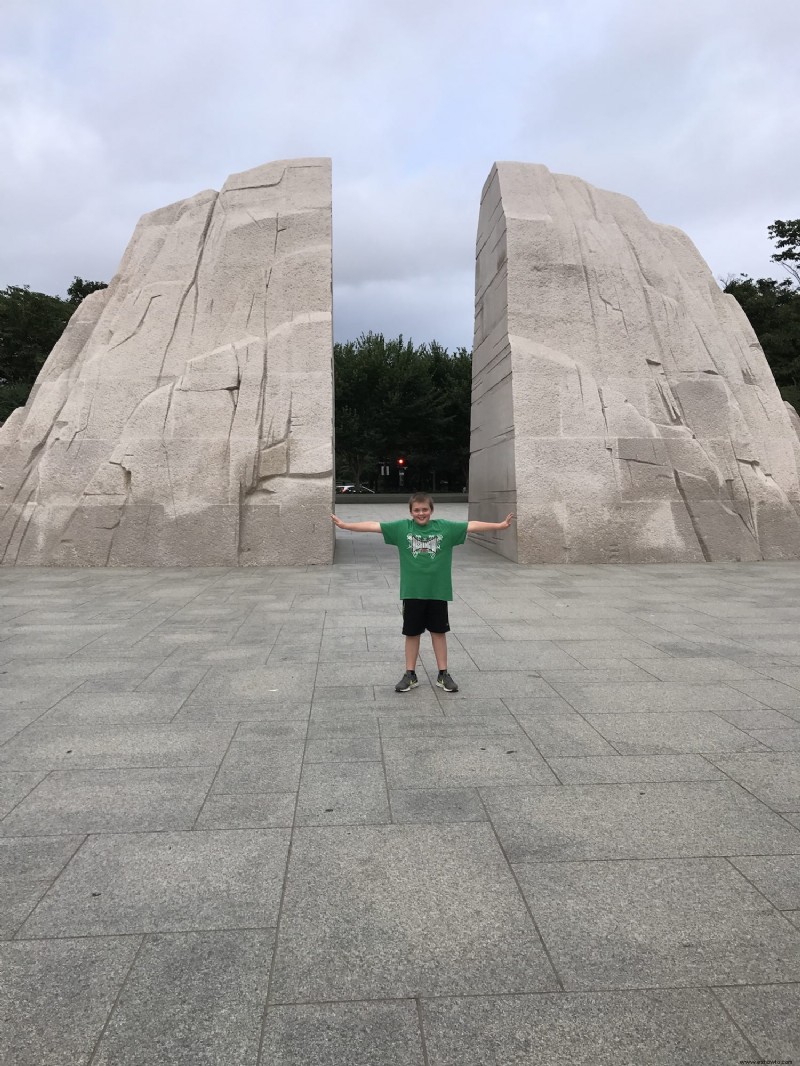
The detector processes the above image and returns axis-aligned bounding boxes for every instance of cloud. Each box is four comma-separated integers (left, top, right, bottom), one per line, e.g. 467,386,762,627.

1,0,798,338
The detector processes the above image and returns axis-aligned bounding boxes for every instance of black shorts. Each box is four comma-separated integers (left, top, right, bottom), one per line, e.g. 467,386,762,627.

402,599,450,636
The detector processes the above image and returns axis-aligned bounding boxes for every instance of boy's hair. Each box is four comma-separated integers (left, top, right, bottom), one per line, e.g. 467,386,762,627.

408,492,434,512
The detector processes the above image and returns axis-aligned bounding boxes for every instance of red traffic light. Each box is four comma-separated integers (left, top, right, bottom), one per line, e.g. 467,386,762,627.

397,457,406,466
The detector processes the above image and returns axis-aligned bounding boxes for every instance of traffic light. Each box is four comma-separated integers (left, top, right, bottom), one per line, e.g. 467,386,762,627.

397,457,406,467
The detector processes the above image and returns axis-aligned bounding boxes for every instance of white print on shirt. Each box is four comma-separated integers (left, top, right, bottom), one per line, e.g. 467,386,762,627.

407,532,443,557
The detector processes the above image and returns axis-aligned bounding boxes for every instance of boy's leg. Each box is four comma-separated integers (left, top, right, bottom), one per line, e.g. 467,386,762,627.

430,631,448,671
397,601,424,691
427,602,458,692
405,633,421,671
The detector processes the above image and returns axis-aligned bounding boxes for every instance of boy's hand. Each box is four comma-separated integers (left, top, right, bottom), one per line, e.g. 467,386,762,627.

501,513,514,528
331,514,345,528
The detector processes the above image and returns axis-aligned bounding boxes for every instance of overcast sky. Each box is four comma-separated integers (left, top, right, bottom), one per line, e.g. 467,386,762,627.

2,0,798,351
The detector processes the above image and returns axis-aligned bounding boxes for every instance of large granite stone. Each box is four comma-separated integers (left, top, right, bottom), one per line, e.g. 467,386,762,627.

470,162,800,563
0,159,334,567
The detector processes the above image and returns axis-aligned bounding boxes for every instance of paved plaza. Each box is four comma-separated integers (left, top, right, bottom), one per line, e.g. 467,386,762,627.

1,503,800,1064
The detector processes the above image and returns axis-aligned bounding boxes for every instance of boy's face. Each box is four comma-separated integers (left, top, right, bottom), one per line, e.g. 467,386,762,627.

410,502,433,526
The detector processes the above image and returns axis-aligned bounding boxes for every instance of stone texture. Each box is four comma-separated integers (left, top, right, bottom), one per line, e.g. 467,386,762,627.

0,158,334,567
422,990,752,1065
0,938,141,1066
715,984,800,1061
270,824,558,1000
90,930,272,1066
515,858,800,990
18,829,289,937
470,162,800,563
261,1002,424,1066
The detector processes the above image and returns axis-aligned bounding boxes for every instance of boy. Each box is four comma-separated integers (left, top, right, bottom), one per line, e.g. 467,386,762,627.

331,493,514,693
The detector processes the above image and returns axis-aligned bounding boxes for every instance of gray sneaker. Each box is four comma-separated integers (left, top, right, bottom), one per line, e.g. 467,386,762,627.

395,671,419,693
436,670,458,693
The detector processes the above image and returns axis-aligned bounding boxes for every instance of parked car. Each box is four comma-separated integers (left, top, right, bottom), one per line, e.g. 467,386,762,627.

337,484,375,493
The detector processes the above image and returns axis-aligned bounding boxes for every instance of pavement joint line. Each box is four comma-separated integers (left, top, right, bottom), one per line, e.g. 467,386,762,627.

475,786,566,993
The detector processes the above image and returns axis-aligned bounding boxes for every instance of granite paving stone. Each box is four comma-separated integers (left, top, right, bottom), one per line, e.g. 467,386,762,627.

0,767,216,835
514,858,800,989
552,681,765,714
438,698,519,717
552,638,676,661
134,664,211,694
537,661,662,682
270,824,558,1001
0,835,85,880
18,829,290,937
167,644,268,664
711,705,800,730
0,772,44,817
194,792,296,829
383,735,559,788
0,879,50,939
304,736,382,761
546,754,725,784
729,854,800,909
191,664,317,701
514,714,618,756
435,672,558,699
755,666,800,692
389,787,487,823
212,737,305,793
5,538,800,1063
309,696,440,718
261,1002,425,1066
306,718,380,738
176,695,312,721
421,989,753,1065
379,715,522,738
723,679,800,713
295,761,390,825
629,656,764,681
0,937,141,1066
709,752,800,812
714,984,800,1062
2,658,163,684
40,692,186,725
311,684,379,703
0,722,236,771
583,710,768,754
467,644,585,671
0,677,85,711
747,727,800,750
234,720,309,741
481,781,800,861
91,930,273,1066
500,696,578,715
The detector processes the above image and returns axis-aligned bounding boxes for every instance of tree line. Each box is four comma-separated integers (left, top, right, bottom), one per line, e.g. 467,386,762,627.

0,277,107,422
722,221,800,410
2,220,799,468
334,333,471,492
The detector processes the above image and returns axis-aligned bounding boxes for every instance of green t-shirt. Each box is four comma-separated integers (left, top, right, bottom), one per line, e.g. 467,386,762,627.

380,518,468,601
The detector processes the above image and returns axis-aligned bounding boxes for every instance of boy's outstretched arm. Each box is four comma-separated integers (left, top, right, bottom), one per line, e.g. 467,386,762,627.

466,513,514,533
331,514,382,533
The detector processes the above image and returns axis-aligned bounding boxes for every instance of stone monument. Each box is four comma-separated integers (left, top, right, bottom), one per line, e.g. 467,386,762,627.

470,162,800,563
0,158,334,566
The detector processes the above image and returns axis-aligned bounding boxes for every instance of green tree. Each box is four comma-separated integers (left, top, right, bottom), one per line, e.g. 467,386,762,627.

724,274,800,409
723,218,800,410
768,219,800,287
67,276,108,305
334,332,472,491
0,277,107,423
